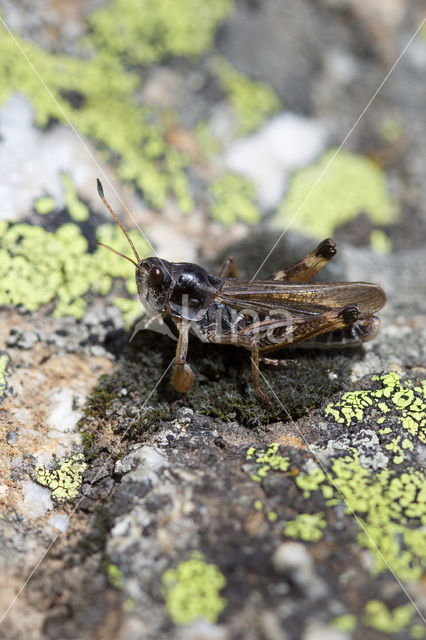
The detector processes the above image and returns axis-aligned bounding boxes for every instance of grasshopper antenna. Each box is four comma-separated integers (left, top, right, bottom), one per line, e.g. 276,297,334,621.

96,242,139,268
96,179,141,264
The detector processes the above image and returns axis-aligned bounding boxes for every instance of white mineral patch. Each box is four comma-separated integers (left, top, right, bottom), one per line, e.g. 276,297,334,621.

46,387,83,432
21,480,53,519
0,94,113,220
225,113,327,209
48,514,70,532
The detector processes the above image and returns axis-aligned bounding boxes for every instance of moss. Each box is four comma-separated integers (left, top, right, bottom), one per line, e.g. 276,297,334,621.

209,172,261,226
62,173,89,221
0,354,9,396
276,149,396,237
162,551,227,625
284,512,326,542
213,57,280,135
34,195,56,215
82,328,354,435
35,453,87,502
363,600,417,634
107,563,124,590
0,219,148,318
87,0,233,66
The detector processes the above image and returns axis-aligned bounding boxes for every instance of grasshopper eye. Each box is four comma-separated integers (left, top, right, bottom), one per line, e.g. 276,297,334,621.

148,266,164,287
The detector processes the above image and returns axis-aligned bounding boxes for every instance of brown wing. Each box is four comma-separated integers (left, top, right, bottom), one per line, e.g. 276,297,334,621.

216,280,386,319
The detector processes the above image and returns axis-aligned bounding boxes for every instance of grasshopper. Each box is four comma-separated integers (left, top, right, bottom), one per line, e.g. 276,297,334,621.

96,180,386,401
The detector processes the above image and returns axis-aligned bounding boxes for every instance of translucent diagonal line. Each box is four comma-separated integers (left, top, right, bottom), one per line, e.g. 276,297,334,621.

0,356,175,627
252,359,426,623
0,16,173,273
251,17,426,281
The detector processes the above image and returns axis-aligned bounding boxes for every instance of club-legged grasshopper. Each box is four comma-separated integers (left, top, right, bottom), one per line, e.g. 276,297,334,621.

97,180,386,402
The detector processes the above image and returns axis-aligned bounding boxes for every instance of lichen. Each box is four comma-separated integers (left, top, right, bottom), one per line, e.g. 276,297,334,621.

284,512,326,542
332,614,357,632
325,372,426,464
209,172,260,226
35,453,87,502
363,600,418,634
62,173,89,221
0,219,147,319
370,229,392,254
246,398,426,582
162,551,227,625
276,149,396,237
107,563,124,590
87,0,233,66
0,354,9,396
213,57,280,135
330,452,426,580
0,25,193,212
246,443,290,482
34,195,56,215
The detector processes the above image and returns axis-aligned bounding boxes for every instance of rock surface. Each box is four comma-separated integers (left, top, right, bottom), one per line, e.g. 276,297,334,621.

0,1,425,639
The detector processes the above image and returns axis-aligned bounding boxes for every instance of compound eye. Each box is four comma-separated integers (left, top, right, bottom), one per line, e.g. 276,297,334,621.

148,266,164,287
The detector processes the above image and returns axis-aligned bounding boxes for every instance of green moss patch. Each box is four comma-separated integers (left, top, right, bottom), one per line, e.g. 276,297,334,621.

276,149,396,237
83,327,355,434
162,551,227,625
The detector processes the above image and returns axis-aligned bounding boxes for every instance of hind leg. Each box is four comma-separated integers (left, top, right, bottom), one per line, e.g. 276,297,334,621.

270,238,336,282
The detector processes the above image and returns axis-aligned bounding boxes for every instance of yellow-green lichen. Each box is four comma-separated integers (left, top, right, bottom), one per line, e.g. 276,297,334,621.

209,172,261,226
87,0,233,66
162,551,227,625
246,434,426,581
332,614,357,632
329,452,426,580
284,512,326,542
325,372,426,464
363,600,418,634
62,174,89,221
246,442,290,482
0,26,193,212
0,220,147,320
276,149,396,237
213,57,280,135
35,453,87,502
0,354,9,396
370,229,392,254
107,563,124,590
34,195,56,215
